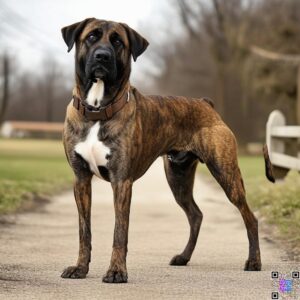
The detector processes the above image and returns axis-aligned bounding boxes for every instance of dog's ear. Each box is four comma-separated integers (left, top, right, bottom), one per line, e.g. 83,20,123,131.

121,23,149,62
61,18,94,52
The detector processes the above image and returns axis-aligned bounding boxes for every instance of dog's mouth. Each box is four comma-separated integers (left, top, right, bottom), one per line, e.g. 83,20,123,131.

86,63,117,83
90,64,108,79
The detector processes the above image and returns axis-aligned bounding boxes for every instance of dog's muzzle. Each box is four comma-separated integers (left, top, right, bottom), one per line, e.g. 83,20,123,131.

86,47,116,81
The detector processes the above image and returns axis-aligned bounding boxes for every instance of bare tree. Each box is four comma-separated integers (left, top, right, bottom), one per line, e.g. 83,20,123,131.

251,45,300,123
149,0,300,143
41,58,59,122
5,57,71,123
0,54,10,126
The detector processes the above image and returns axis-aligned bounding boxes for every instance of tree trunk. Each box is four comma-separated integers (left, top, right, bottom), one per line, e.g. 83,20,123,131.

297,65,300,125
0,54,10,126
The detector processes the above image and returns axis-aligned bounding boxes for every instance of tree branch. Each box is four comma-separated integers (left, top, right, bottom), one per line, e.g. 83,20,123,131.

177,0,201,40
250,45,300,65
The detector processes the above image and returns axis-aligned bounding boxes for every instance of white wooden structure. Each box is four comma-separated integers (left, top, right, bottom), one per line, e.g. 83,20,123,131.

1,121,63,138
266,110,300,174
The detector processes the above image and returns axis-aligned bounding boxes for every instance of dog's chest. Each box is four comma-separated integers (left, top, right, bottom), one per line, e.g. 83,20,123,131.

74,122,110,178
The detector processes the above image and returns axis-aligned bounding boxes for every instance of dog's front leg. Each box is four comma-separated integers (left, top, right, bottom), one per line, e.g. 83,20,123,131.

61,175,92,279
103,180,132,283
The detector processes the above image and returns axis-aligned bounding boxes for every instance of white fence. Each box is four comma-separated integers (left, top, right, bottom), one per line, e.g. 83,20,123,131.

266,110,300,173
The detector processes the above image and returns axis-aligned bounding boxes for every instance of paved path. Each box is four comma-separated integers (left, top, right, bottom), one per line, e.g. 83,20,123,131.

0,159,297,299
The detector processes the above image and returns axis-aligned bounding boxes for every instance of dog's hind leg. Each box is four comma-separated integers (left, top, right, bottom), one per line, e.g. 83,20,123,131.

203,126,261,271
163,153,203,266
61,174,92,279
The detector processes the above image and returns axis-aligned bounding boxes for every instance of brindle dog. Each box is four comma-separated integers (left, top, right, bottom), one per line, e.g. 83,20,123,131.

61,18,274,283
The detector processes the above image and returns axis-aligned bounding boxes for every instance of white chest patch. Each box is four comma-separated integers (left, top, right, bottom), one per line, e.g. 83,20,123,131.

86,79,104,108
74,122,110,178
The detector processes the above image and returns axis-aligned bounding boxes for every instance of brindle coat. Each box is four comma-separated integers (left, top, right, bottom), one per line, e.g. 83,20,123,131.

61,18,265,283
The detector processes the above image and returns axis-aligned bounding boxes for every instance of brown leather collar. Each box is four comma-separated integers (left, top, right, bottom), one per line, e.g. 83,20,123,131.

73,89,130,121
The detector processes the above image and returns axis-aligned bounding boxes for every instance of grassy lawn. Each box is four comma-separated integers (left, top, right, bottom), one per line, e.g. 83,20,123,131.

240,156,300,256
0,138,73,213
201,156,300,257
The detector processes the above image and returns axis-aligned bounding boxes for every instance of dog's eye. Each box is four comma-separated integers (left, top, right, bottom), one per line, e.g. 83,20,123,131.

114,39,122,46
111,35,123,47
87,34,97,43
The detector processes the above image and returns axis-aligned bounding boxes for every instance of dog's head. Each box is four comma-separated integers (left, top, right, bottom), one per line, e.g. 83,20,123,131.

61,18,149,93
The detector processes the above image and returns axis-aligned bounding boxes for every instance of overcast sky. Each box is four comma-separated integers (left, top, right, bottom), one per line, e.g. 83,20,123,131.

0,0,179,82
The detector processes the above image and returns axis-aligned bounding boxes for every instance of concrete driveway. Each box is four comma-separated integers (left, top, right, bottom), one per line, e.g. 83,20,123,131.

0,159,297,299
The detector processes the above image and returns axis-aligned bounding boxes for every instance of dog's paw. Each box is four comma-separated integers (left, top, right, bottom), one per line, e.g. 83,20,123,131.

169,254,189,266
244,259,261,271
102,270,128,283
61,265,88,279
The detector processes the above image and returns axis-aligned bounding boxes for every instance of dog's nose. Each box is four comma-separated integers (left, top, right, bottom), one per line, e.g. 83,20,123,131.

94,49,111,63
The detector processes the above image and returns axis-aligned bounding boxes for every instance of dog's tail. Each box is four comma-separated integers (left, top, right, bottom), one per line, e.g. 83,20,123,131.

263,144,275,183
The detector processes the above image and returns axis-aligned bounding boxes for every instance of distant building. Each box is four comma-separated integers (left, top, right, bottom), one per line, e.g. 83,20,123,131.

0,121,64,139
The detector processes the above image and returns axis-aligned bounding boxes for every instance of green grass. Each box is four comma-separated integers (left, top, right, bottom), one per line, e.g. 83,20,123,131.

201,155,300,256
240,156,300,253
0,138,73,213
